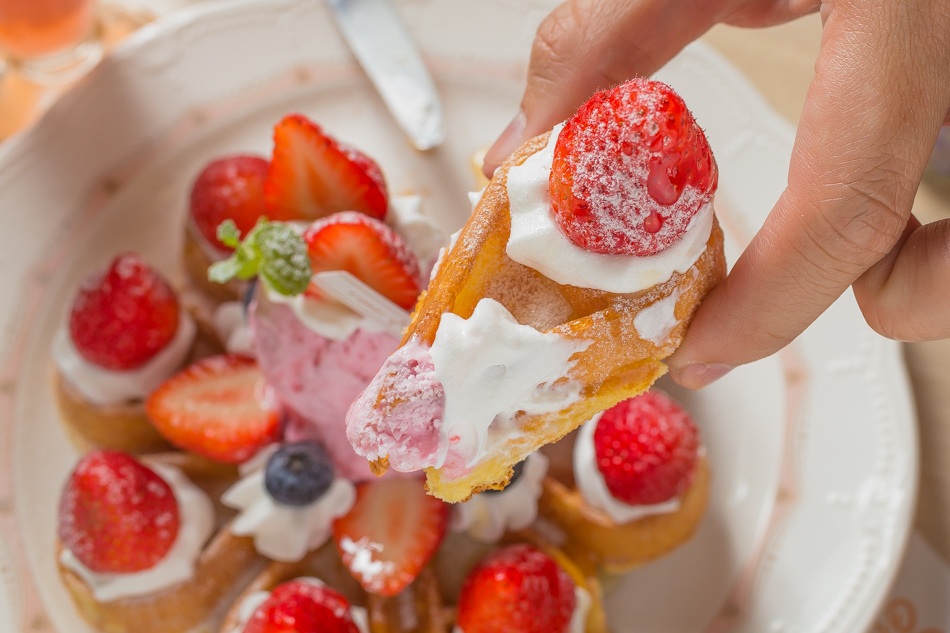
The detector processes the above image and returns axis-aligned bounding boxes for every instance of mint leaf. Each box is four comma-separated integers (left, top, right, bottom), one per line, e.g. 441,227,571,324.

207,219,311,296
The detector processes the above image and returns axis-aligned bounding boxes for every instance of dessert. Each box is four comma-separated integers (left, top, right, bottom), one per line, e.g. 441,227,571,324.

346,78,726,502
224,577,369,633
539,391,709,573
56,449,262,633
53,253,197,453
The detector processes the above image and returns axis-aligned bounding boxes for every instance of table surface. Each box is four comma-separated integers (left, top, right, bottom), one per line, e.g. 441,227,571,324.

6,0,950,564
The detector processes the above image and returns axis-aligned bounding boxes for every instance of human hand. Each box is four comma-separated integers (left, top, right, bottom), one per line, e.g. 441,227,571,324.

484,0,950,389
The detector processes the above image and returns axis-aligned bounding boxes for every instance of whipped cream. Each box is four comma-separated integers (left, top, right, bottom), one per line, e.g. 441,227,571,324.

52,313,196,405
59,462,215,602
454,585,591,633
222,447,356,562
259,283,390,342
213,301,256,356
574,413,681,523
387,194,446,276
505,124,714,293
430,299,590,475
633,287,683,345
227,577,369,633
452,452,548,543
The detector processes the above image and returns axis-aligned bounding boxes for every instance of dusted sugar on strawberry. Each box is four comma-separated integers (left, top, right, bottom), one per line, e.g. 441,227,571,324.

344,339,446,473
594,391,700,505
250,296,400,480
244,580,361,633
550,78,717,256
57,450,179,574
189,154,271,251
69,253,180,371
456,544,577,633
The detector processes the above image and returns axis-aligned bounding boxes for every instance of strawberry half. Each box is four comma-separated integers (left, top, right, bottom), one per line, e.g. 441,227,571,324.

189,154,272,251
456,544,577,633
304,211,421,310
594,391,700,505
57,450,179,573
332,476,449,596
264,114,388,221
145,354,281,463
550,78,717,256
244,580,360,633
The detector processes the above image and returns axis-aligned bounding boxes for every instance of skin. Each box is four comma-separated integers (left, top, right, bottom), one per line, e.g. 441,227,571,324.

483,0,950,388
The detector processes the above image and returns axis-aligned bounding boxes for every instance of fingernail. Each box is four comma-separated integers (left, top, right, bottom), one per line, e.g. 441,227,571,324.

669,363,734,390
483,110,526,178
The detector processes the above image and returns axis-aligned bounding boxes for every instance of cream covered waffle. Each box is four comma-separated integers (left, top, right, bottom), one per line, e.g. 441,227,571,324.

346,78,726,502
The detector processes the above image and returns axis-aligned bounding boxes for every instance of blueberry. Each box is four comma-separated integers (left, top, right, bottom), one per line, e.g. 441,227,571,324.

483,460,526,495
264,442,334,506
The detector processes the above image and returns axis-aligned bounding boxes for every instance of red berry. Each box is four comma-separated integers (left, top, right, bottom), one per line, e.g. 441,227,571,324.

145,355,281,463
244,580,360,633
456,544,577,633
57,450,179,574
593,391,700,506
304,211,421,310
332,477,449,597
549,78,717,256
264,114,388,221
69,253,180,371
190,155,271,251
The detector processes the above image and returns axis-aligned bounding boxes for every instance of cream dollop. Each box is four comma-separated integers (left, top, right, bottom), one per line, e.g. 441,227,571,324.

451,452,548,543
58,462,215,602
505,123,714,293
221,446,356,562
226,577,369,633
52,313,196,405
213,301,256,356
387,194,446,276
632,287,683,345
574,413,681,523
430,298,590,475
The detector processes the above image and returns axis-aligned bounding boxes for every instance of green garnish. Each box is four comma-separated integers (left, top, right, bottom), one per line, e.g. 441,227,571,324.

208,219,311,296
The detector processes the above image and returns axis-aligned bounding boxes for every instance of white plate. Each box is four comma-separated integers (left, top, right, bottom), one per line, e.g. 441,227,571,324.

0,1,917,632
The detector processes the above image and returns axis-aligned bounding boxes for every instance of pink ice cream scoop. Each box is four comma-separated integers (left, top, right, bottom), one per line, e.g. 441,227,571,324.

250,294,399,481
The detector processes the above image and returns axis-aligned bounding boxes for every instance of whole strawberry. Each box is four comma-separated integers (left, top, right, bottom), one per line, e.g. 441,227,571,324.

68,253,180,371
189,154,271,251
456,544,577,633
550,78,717,256
594,391,700,506
57,450,179,573
244,580,360,633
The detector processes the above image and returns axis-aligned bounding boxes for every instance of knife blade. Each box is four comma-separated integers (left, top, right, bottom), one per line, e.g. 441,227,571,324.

325,0,446,151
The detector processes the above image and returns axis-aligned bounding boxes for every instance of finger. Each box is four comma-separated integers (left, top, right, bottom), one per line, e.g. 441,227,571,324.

668,0,950,389
482,0,820,178
854,215,950,341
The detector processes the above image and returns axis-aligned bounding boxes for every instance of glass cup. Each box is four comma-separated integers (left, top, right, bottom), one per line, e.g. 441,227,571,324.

0,0,103,85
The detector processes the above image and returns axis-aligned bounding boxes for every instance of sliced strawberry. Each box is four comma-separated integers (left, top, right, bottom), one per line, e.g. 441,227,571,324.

332,476,449,597
57,450,179,573
594,391,700,505
69,253,179,371
456,544,577,633
189,154,272,251
550,78,717,256
145,354,281,463
244,580,360,633
263,114,388,221
304,211,421,310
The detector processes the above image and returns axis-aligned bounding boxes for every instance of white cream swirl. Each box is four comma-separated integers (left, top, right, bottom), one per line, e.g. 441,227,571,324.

213,301,256,357
451,452,548,543
58,462,215,602
52,313,196,405
430,299,590,474
227,577,369,633
574,413,681,523
505,123,714,293
221,448,356,562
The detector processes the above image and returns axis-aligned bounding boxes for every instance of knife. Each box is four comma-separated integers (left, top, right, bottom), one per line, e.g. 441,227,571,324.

325,0,446,151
